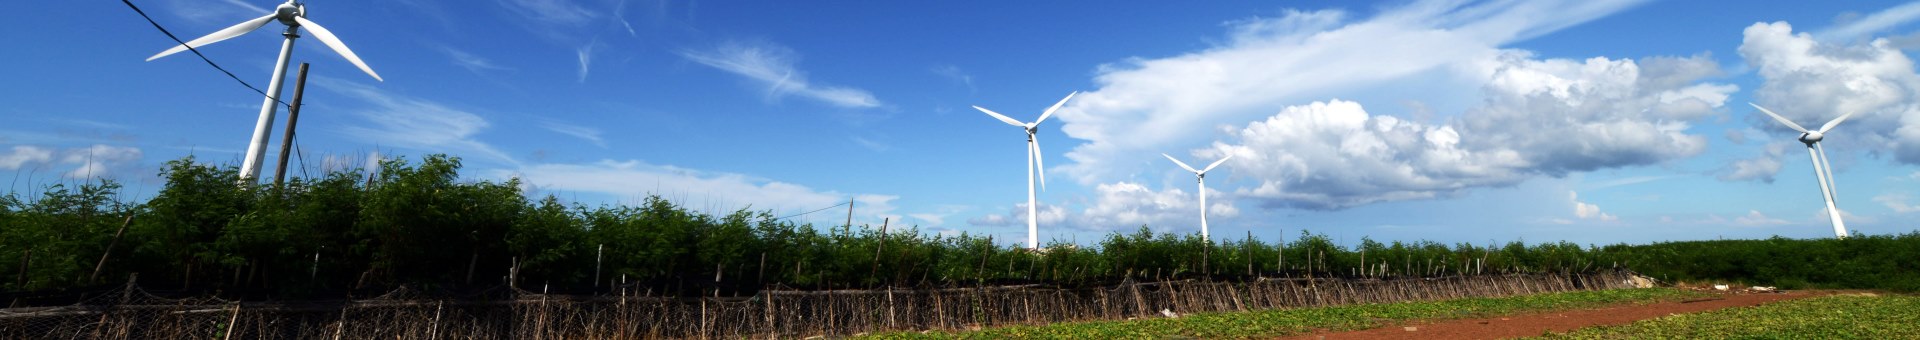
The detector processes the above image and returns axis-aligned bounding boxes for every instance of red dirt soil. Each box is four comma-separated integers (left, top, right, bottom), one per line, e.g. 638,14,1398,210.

1278,291,1818,340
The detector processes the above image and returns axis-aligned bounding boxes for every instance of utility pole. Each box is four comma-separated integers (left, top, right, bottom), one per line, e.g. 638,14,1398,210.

273,63,311,189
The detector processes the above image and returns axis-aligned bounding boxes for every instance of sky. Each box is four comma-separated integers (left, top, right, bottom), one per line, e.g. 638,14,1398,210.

5,0,1920,247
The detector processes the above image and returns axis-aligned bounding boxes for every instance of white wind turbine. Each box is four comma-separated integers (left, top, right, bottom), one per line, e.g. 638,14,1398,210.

148,0,383,183
1749,103,1856,238
1163,153,1232,241
974,92,1076,250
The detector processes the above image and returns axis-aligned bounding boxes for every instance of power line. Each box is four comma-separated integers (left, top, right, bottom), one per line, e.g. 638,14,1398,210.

120,0,291,109
776,200,850,221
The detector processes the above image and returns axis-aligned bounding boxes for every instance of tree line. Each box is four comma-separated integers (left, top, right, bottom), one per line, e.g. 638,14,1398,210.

2,154,1914,299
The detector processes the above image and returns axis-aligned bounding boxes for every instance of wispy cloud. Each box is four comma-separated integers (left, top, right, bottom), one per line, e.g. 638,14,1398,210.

541,121,606,148
442,47,511,73
166,0,271,24
497,0,597,27
576,42,596,82
316,78,517,166
679,40,884,109
1876,193,1919,214
1817,2,1920,42
932,64,975,93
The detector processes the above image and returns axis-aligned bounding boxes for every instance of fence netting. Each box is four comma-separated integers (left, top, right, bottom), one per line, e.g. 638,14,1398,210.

1,270,1642,339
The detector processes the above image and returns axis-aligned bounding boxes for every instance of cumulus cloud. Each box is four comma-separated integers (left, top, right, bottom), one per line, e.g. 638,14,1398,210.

1053,0,1650,184
1213,52,1728,210
967,202,1069,228
1,144,143,179
1571,191,1618,221
1719,142,1790,183
1733,210,1790,226
501,159,900,227
1740,21,1920,164
319,78,517,166
679,41,884,109
60,145,143,179
0,145,54,170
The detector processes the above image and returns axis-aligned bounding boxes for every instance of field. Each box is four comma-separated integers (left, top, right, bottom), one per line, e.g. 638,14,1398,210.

1531,293,1920,339
861,288,1710,339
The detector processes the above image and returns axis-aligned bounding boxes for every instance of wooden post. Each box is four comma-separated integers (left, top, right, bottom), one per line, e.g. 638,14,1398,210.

17,249,29,288
89,214,135,284
594,244,604,288
221,301,242,340
273,63,311,189
872,218,888,281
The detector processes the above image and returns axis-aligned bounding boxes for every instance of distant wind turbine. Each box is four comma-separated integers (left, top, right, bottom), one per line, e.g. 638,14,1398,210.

1163,153,1232,241
1749,103,1856,239
974,92,1076,250
148,0,383,183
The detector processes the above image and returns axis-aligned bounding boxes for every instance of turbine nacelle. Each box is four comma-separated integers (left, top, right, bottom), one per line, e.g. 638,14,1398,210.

1798,131,1824,145
275,3,301,26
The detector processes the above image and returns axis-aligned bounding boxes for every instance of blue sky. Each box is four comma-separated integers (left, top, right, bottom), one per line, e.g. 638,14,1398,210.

6,0,1920,247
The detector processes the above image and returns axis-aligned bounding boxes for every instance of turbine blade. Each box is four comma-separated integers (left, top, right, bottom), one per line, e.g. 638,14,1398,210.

1032,136,1046,190
147,14,277,61
974,106,1026,127
1817,111,1857,133
292,16,383,81
1034,91,1078,125
1202,153,1233,173
1162,153,1198,172
1748,103,1809,133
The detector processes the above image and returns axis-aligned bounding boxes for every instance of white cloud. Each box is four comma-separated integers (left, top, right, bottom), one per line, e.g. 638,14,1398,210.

165,0,270,24
442,47,511,73
541,121,606,148
502,159,899,227
1077,182,1238,231
1213,53,1727,210
967,202,1069,228
1719,142,1789,183
1740,21,1920,164
1875,193,1919,213
318,78,517,166
1814,207,1875,225
931,64,975,93
576,42,596,83
1054,0,1650,184
1817,2,1920,42
1570,191,1618,221
0,145,54,170
60,145,143,179
678,41,883,109
497,0,597,27
1733,210,1790,226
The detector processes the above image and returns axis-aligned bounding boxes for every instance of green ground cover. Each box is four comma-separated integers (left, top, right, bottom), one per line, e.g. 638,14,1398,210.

861,288,1710,339
1532,293,1920,339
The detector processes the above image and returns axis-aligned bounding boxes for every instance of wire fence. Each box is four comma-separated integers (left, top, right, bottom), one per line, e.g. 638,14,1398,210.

1,270,1645,339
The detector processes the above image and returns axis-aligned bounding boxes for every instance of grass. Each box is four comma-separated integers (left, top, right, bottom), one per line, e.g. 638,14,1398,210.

1529,293,1920,339
859,288,1710,339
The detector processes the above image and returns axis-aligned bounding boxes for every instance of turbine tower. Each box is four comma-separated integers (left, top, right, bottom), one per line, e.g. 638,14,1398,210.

1163,153,1232,241
974,92,1076,250
1749,103,1856,239
148,0,383,183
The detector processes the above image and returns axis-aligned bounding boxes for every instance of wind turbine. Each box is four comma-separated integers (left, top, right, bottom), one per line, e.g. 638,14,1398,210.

974,92,1076,250
148,0,383,183
1749,103,1855,239
1163,153,1232,241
